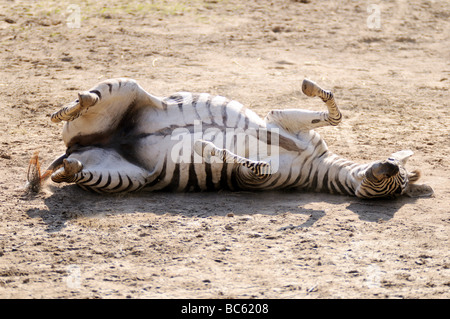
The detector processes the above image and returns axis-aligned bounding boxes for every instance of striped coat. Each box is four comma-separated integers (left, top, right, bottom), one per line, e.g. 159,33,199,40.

28,78,433,199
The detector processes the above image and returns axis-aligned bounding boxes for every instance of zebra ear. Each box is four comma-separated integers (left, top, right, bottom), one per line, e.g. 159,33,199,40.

403,183,434,198
408,169,421,183
389,150,414,165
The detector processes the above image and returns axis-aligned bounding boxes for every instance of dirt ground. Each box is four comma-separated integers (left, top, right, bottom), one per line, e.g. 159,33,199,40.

0,0,448,299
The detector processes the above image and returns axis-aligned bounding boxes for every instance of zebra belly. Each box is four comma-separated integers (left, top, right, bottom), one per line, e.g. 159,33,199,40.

71,91,327,193
144,161,239,192
137,130,276,192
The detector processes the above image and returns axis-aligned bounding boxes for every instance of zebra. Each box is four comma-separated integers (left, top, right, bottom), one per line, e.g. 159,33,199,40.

26,78,433,199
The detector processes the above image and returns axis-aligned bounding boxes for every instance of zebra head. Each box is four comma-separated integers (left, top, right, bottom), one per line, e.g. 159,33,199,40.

355,150,434,199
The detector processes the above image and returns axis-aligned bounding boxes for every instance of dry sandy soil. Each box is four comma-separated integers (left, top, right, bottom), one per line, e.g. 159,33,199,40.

0,0,449,299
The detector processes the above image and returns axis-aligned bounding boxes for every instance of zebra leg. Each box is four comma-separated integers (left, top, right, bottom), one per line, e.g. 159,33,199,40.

51,147,151,193
51,158,84,183
301,78,342,126
51,91,99,123
264,79,342,133
51,78,164,123
194,140,271,177
75,169,148,194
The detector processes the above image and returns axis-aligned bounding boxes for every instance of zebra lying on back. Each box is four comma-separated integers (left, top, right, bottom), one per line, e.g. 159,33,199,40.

27,78,433,199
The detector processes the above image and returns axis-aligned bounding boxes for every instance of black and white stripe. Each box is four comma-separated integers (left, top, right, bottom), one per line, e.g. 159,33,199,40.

41,78,420,199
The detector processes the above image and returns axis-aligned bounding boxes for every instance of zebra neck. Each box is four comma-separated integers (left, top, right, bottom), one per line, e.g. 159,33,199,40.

307,152,368,196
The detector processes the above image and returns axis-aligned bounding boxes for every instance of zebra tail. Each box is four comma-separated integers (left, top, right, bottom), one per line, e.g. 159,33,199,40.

26,152,67,193
40,153,67,182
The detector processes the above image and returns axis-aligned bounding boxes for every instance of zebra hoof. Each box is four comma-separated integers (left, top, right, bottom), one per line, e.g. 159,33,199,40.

63,158,83,175
51,158,83,183
193,140,206,157
302,79,321,97
51,91,98,123
78,91,99,108
194,140,215,159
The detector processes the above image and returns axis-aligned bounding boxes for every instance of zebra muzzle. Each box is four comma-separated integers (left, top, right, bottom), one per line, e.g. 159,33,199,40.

371,161,400,180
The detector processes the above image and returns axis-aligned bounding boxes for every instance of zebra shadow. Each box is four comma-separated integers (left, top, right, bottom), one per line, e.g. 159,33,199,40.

344,196,420,222
25,184,414,232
